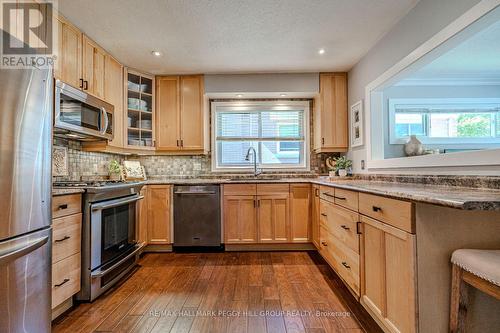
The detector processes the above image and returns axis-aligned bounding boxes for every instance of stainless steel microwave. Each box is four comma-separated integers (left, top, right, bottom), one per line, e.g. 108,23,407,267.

54,80,114,141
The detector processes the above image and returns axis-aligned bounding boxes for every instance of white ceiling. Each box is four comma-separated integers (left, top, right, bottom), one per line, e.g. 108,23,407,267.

58,0,418,75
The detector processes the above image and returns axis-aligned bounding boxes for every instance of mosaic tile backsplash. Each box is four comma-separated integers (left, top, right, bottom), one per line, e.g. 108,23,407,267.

53,139,335,181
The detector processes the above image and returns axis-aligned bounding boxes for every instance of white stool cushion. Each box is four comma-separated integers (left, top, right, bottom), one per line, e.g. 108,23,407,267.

451,249,500,286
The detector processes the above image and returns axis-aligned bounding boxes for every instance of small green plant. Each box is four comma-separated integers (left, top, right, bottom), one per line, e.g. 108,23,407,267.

109,160,121,175
333,156,352,171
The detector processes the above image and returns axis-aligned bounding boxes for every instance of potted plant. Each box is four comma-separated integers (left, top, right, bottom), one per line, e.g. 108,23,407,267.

334,156,352,177
108,160,122,181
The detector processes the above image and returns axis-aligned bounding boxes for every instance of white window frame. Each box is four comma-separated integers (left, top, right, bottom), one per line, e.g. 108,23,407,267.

211,101,310,172
389,98,500,144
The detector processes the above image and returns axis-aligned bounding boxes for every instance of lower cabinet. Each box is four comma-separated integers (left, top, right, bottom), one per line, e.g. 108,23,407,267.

360,215,417,333
258,194,289,242
224,195,258,243
290,184,311,242
311,184,320,248
147,185,171,245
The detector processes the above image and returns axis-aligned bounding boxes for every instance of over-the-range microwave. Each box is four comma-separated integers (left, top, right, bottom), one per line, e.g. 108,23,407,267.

54,79,114,141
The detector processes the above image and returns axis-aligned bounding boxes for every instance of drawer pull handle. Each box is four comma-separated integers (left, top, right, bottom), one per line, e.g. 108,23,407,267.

320,213,327,217
323,192,334,198
342,262,351,269
58,204,68,210
315,188,319,197
54,235,71,243
321,241,328,246
372,206,382,212
335,196,346,200
54,278,70,288
340,225,350,230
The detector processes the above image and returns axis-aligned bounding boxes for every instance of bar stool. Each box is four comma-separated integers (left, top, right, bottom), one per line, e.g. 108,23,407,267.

449,249,500,333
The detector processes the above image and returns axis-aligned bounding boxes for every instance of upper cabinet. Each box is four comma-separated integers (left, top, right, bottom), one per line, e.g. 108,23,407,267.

82,35,106,99
104,55,124,148
125,70,155,150
54,15,82,89
156,75,208,153
313,73,348,152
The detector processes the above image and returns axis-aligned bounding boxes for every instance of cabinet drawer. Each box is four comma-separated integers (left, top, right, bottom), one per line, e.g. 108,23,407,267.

320,201,359,253
223,184,256,196
256,184,290,195
333,188,358,211
52,213,82,264
52,194,81,219
359,193,414,233
52,253,81,309
319,186,335,203
319,226,360,296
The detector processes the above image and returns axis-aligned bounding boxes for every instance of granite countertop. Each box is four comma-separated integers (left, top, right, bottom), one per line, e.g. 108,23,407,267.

52,188,85,196
312,178,500,211
146,176,500,211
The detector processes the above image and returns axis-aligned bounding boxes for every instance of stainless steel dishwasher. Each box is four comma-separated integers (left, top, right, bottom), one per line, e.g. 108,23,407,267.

173,185,222,250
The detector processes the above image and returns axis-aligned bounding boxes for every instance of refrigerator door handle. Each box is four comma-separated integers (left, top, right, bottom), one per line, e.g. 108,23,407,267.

0,236,49,266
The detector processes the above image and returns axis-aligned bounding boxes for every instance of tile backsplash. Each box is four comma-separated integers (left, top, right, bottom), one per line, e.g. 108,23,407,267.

53,138,336,181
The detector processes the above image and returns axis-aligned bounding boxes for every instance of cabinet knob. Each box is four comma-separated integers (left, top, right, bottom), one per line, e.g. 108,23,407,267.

340,225,350,230
320,213,327,217
372,206,382,212
58,204,68,210
321,241,328,246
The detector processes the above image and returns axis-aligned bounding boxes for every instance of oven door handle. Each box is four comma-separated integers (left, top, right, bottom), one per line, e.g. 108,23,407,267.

91,195,144,211
91,245,141,278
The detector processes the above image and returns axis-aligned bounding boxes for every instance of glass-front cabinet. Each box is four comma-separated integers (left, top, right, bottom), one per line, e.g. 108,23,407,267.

125,69,155,149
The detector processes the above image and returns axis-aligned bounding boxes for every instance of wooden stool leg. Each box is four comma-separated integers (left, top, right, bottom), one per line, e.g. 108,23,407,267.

450,264,468,333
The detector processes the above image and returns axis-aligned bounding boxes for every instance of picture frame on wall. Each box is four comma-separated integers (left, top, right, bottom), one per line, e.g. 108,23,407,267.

350,100,364,147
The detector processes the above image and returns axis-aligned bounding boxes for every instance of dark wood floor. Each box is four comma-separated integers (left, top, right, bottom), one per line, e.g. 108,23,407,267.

52,252,381,333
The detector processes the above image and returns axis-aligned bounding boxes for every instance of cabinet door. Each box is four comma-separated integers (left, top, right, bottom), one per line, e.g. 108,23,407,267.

180,75,204,150
289,184,311,242
137,186,148,245
156,76,181,150
82,35,105,99
311,185,320,248
54,15,82,89
147,185,171,244
224,196,257,243
257,195,289,243
104,55,123,148
315,73,348,152
360,216,417,333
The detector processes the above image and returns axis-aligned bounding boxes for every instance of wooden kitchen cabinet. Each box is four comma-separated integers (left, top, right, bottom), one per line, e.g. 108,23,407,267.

147,185,171,244
104,55,124,148
82,35,106,99
290,184,311,242
156,75,207,153
257,195,289,243
224,195,258,243
54,15,82,89
360,215,417,333
311,184,320,248
313,73,348,152
137,186,149,245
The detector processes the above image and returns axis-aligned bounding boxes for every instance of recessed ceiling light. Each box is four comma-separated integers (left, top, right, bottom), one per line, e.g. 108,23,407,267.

318,48,325,55
280,93,287,97
236,94,243,98
151,50,162,57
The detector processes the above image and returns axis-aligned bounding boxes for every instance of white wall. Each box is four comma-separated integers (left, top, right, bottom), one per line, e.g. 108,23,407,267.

347,0,483,173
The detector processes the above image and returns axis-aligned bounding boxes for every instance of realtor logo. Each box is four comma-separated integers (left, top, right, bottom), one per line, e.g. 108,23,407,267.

1,0,55,68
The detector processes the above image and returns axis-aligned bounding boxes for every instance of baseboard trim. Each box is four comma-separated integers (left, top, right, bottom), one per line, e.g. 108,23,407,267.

225,243,316,251
51,298,73,321
143,244,173,252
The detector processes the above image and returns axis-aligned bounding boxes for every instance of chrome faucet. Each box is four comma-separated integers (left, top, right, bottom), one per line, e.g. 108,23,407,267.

245,147,262,176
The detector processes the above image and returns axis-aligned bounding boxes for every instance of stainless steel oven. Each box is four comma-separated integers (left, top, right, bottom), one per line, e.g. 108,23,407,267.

74,182,144,302
54,79,114,141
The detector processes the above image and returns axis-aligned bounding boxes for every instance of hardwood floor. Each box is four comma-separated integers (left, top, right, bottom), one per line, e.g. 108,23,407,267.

52,252,382,333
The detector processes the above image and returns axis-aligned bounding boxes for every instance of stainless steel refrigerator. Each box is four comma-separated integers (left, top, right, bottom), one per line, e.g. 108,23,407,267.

0,66,53,331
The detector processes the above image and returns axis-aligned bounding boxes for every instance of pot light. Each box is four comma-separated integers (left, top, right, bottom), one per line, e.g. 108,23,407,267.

151,50,162,57
280,93,287,97
318,48,325,55
236,94,243,98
